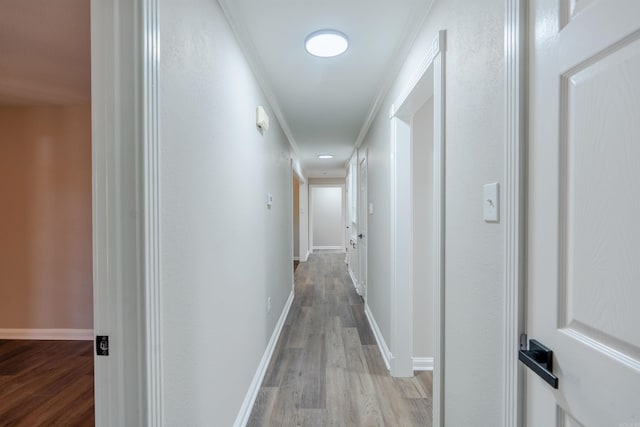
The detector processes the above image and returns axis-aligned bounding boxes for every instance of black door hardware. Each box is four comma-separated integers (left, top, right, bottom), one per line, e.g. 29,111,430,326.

519,339,558,389
358,234,364,239
96,335,109,356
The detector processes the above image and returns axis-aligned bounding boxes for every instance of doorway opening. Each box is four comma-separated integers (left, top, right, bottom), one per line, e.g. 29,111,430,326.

0,1,95,424
309,183,346,254
292,174,301,272
411,97,435,373
388,30,446,426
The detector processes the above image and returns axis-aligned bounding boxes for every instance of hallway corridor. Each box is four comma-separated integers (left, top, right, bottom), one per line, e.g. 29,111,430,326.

248,253,433,426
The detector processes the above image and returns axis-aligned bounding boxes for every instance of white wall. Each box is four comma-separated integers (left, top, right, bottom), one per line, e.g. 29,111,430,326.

159,0,294,424
311,186,345,249
360,0,505,424
412,98,434,359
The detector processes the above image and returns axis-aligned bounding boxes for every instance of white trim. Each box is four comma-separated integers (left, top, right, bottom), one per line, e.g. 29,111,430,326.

300,251,310,263
234,290,295,427
503,1,526,426
364,304,392,372
412,357,434,371
389,113,413,377
91,1,147,425
293,256,300,261
142,0,163,425
217,1,300,162
348,268,358,290
0,329,93,340
431,32,446,427
353,2,436,149
312,246,345,251
389,30,446,425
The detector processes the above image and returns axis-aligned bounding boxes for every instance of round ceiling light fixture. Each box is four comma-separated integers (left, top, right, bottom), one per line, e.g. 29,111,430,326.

318,154,334,159
305,30,349,58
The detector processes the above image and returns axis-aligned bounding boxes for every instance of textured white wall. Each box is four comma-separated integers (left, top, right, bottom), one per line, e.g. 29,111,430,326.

412,98,434,359
311,186,344,248
360,0,505,424
159,0,294,424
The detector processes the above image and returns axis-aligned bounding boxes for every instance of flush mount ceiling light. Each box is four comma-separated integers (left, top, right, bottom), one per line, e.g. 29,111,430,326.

305,30,349,58
318,154,334,159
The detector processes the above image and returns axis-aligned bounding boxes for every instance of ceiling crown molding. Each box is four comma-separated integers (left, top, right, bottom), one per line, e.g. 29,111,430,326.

217,0,302,165
353,0,435,149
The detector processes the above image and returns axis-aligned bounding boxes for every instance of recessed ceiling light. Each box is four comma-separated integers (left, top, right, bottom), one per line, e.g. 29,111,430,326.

318,154,334,159
305,30,349,58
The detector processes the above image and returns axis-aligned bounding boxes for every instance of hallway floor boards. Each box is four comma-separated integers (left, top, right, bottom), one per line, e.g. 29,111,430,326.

0,339,94,426
248,253,433,427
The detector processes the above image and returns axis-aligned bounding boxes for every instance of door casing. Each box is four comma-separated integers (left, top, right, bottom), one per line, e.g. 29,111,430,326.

91,0,160,424
388,29,446,426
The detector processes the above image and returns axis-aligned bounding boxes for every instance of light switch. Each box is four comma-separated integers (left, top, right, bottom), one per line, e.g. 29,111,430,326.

266,193,273,208
483,183,499,222
369,203,374,215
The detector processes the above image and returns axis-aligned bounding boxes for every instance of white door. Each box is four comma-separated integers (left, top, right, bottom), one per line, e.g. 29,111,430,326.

358,154,368,299
528,0,640,425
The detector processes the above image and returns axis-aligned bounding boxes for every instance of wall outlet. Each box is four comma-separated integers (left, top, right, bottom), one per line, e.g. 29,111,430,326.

267,297,272,313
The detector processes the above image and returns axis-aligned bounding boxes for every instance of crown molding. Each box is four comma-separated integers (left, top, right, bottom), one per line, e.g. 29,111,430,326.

217,0,302,163
354,0,436,148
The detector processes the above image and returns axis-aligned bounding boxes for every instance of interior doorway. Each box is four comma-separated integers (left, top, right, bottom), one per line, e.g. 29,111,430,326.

309,184,346,253
411,97,435,372
292,174,301,272
357,153,368,300
388,30,446,426
0,1,95,424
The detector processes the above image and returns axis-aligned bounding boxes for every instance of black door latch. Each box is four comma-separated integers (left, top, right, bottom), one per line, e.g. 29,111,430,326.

519,338,558,389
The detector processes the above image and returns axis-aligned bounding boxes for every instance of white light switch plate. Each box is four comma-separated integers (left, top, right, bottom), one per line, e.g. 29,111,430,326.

369,203,374,215
483,183,499,222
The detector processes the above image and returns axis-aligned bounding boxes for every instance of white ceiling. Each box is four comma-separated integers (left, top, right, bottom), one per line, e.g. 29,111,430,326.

0,0,433,175
218,0,434,175
0,0,90,107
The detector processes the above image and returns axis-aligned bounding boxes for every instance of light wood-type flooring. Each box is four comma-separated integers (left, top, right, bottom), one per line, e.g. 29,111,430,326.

248,252,433,426
0,339,94,426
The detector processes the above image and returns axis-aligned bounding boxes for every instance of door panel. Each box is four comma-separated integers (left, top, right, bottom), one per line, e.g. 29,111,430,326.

528,0,640,425
561,35,640,353
358,155,368,299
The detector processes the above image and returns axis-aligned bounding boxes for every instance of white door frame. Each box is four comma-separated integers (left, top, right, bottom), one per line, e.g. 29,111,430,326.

357,150,368,300
503,0,527,426
91,0,161,424
389,30,445,425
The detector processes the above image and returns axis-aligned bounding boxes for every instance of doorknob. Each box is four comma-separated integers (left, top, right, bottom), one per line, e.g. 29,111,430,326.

358,234,364,239
519,339,558,389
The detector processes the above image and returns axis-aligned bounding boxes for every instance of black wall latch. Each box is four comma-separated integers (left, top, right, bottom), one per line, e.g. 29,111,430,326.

96,335,109,356
519,339,558,389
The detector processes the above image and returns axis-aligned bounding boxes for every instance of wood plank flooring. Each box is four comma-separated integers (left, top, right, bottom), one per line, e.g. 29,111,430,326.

0,340,94,426
248,253,433,427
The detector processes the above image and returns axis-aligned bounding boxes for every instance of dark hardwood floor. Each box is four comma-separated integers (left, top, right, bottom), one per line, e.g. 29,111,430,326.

249,252,433,426
0,339,94,426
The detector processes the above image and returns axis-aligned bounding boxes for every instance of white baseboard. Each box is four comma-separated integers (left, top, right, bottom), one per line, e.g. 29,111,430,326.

348,269,358,290
312,246,344,251
234,290,294,427
293,256,300,261
0,329,93,340
364,304,392,372
413,357,434,371
300,251,310,262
